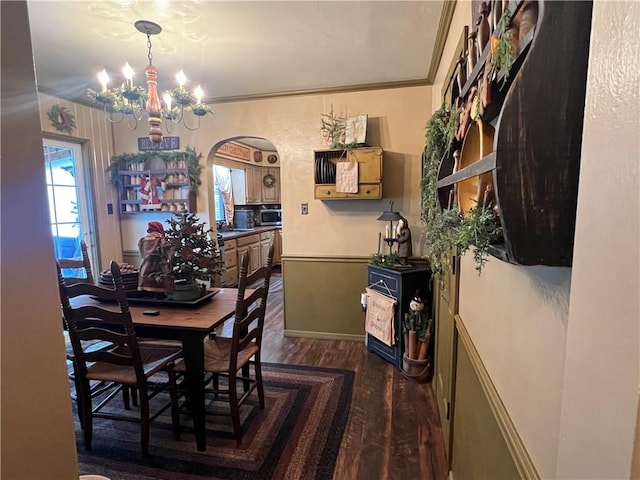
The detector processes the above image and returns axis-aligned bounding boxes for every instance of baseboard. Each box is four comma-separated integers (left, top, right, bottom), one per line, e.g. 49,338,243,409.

284,329,365,342
454,314,540,480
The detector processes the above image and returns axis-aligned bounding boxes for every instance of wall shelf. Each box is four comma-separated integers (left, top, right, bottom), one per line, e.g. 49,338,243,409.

441,0,593,266
314,147,383,200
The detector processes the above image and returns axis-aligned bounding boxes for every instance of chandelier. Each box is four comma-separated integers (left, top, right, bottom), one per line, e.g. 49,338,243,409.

87,20,211,143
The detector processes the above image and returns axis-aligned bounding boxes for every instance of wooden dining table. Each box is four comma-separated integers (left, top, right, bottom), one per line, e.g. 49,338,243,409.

74,287,249,452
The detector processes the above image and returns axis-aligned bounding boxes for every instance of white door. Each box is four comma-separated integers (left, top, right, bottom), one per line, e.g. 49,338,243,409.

43,138,97,279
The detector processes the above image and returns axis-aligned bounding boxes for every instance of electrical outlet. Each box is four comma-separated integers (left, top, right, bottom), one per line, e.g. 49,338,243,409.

301,203,308,215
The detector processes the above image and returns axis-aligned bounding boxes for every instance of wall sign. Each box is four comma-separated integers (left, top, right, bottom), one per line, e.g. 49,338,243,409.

216,142,251,161
138,136,180,151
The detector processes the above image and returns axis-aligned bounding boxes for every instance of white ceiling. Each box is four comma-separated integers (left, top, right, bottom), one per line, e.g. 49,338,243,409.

26,0,445,103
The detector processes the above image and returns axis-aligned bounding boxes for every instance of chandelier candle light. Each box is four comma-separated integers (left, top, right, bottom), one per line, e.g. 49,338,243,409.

87,20,211,143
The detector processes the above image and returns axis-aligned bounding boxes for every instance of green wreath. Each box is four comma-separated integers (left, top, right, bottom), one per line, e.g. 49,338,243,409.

263,173,276,188
47,105,76,134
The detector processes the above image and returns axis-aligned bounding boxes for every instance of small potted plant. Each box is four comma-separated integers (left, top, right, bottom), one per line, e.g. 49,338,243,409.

164,212,224,300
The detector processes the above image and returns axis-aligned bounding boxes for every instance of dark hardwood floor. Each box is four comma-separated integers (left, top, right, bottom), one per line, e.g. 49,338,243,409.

261,271,449,480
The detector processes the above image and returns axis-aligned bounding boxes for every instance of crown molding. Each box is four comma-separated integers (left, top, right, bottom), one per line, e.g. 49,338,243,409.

427,0,458,84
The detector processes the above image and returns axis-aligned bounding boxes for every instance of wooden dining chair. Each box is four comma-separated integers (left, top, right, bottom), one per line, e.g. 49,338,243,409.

56,243,120,408
175,244,275,445
57,260,182,457
56,239,94,284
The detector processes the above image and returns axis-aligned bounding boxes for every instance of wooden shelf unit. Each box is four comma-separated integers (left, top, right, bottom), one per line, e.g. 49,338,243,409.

439,0,593,266
314,146,383,200
118,167,196,214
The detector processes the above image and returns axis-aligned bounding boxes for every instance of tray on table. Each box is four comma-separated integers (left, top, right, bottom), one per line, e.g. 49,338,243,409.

91,290,218,307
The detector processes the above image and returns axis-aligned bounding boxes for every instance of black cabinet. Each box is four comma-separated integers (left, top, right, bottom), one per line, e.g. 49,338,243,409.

366,265,431,369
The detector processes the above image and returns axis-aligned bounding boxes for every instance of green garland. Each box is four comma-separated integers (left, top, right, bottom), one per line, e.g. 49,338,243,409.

107,146,203,194
421,105,501,274
490,8,516,89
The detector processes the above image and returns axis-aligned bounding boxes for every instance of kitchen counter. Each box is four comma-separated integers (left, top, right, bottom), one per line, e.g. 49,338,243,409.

217,225,281,241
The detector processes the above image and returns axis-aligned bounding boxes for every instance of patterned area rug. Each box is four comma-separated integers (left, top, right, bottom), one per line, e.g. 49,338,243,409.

76,363,354,480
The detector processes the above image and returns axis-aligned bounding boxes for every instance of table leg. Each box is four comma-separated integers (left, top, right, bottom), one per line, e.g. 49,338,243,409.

181,333,207,451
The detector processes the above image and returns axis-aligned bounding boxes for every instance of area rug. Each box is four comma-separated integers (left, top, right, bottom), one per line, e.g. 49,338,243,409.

76,363,355,480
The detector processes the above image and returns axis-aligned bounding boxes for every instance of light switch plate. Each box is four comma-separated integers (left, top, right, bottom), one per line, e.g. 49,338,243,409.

301,203,308,215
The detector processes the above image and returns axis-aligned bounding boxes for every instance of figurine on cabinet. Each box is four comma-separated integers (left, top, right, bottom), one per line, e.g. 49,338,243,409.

396,216,413,264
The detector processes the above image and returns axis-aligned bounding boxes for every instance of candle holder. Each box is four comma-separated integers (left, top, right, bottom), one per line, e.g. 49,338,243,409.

377,200,402,254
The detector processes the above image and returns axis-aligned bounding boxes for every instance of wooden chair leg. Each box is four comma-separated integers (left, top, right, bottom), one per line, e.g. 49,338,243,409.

80,379,93,450
139,389,150,457
228,372,243,445
254,358,265,408
72,361,86,430
242,364,250,392
168,368,181,441
122,385,131,410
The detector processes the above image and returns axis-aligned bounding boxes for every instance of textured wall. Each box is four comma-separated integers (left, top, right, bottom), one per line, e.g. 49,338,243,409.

556,1,640,478
112,87,432,258
1,2,79,478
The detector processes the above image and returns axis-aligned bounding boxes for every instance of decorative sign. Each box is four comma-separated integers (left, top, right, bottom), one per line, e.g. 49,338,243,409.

138,136,180,151
216,142,251,161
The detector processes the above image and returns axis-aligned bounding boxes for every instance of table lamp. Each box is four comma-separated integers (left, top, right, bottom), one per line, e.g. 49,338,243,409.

377,200,402,254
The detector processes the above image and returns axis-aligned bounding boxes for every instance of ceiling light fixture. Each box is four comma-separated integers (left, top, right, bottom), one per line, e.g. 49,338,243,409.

87,20,211,143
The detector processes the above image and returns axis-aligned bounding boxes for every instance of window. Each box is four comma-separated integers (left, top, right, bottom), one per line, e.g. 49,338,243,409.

213,176,226,222
213,165,234,224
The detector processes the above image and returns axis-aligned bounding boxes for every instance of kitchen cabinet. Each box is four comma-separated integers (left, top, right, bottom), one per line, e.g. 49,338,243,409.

237,233,261,274
366,265,431,370
260,231,273,267
222,238,238,287
314,146,383,200
273,229,282,265
261,168,280,203
245,165,263,204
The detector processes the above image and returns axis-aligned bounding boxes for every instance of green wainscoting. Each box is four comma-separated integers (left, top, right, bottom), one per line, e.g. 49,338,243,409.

282,255,369,340
451,315,539,480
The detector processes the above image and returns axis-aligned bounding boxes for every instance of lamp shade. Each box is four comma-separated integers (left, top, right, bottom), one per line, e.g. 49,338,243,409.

377,200,402,221
377,211,402,221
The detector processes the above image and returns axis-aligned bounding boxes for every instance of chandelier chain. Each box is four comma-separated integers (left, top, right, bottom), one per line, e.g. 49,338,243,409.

147,33,153,65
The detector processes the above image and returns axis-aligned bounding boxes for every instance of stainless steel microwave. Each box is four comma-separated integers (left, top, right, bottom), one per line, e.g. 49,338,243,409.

258,209,282,226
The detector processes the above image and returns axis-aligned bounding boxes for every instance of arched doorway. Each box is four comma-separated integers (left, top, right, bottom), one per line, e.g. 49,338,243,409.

206,136,281,230
206,136,282,288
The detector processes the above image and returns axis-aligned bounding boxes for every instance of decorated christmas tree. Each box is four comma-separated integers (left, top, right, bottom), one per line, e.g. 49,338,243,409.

164,212,224,286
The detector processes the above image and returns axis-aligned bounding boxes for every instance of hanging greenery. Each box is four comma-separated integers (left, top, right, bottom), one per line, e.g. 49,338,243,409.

421,105,502,274
490,8,516,89
107,146,203,194
319,104,346,149
421,105,458,273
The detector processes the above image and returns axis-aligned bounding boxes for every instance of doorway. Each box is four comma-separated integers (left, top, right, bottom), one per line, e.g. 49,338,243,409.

43,137,97,279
